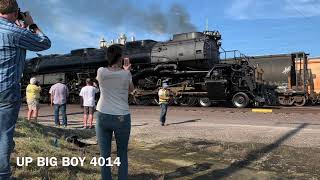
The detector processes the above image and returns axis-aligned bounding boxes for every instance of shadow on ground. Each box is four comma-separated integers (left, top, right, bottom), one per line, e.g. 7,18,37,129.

128,163,212,180
193,123,309,179
166,119,201,126
16,119,96,139
37,111,83,118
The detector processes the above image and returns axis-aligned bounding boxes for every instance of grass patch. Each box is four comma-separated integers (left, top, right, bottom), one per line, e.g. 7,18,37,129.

12,119,100,180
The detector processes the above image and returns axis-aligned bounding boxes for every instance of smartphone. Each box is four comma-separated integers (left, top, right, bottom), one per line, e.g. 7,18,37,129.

123,57,130,66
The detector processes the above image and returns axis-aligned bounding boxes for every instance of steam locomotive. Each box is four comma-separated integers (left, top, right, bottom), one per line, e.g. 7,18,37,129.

23,31,265,108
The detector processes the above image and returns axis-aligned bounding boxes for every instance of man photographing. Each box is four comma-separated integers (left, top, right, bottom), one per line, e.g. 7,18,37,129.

0,0,51,179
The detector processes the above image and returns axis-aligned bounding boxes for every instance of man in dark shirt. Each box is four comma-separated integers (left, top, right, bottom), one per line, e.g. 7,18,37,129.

0,0,51,179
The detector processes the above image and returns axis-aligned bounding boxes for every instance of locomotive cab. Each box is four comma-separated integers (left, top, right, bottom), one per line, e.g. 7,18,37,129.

205,57,264,108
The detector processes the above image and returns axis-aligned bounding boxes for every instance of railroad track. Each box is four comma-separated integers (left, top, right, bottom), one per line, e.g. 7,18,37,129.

130,105,320,114
22,104,320,115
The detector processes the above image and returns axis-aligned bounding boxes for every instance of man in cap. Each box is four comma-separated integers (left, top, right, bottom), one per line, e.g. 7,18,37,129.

49,78,69,127
158,83,171,126
26,77,41,121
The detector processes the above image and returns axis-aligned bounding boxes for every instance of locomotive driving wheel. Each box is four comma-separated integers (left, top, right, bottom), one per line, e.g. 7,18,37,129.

69,93,80,104
198,97,212,107
128,94,135,105
133,96,153,106
131,89,154,106
232,92,250,108
177,96,198,106
294,96,306,107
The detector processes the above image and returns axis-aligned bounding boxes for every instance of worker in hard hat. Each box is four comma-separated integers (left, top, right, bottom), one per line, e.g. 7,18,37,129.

158,83,172,126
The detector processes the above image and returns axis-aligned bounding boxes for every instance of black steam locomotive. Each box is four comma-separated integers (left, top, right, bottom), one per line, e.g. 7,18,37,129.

23,31,265,108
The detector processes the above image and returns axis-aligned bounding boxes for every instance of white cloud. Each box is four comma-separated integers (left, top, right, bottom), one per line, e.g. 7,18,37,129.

225,0,254,20
54,20,98,47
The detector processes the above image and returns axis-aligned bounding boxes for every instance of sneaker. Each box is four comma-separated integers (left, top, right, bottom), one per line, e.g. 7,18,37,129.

161,123,165,126
63,125,67,128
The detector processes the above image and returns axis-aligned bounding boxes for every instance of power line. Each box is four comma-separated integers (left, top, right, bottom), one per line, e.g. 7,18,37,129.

286,0,315,25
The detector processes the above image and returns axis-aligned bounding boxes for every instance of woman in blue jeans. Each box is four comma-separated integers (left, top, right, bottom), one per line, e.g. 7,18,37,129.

96,45,134,180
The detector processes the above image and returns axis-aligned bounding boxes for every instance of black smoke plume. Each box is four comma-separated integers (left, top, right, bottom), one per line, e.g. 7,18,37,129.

18,0,196,35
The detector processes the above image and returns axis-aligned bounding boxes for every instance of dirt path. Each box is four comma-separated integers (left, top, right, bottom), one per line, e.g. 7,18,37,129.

17,104,320,179
19,104,320,148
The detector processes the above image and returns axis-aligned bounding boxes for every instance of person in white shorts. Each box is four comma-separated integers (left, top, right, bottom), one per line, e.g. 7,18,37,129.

79,78,99,129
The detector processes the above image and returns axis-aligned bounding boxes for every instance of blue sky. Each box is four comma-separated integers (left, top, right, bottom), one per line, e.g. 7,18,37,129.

18,0,320,58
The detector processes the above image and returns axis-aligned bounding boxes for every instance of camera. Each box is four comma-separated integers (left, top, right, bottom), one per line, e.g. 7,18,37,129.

17,8,27,20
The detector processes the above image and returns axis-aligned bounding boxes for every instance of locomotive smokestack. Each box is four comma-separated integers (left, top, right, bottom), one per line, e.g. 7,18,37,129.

131,36,135,42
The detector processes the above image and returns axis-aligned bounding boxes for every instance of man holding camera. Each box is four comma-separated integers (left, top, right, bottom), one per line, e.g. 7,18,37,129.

0,0,51,179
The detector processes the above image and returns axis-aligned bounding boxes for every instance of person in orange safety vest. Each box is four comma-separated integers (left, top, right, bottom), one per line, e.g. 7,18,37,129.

158,83,171,126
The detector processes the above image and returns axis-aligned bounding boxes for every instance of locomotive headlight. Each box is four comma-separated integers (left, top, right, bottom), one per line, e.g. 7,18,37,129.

214,31,221,40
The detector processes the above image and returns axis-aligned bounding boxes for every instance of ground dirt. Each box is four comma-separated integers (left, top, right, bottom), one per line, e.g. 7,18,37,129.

13,104,320,179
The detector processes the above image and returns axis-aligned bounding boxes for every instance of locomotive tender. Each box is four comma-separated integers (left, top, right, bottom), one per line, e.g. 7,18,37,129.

245,52,317,106
23,31,265,108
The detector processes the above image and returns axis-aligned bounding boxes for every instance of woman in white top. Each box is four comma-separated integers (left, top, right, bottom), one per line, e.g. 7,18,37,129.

95,44,134,180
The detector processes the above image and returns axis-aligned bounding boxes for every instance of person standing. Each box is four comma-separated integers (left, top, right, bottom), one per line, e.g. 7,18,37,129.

49,78,69,127
0,0,51,178
26,77,41,121
158,83,171,126
79,78,99,129
96,45,134,180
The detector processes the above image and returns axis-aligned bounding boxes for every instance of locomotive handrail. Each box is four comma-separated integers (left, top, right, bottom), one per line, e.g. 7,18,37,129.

219,47,256,68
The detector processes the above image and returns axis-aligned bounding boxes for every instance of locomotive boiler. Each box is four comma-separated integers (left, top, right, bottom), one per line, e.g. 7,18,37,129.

122,31,223,105
22,30,264,108
23,48,107,102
